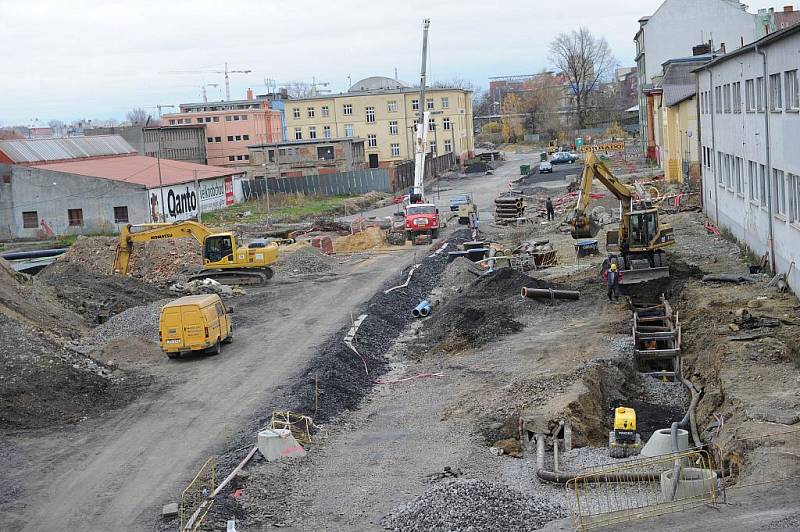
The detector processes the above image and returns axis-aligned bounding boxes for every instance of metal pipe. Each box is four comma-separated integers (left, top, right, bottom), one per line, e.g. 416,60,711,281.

521,287,580,300
757,44,777,274
0,248,68,260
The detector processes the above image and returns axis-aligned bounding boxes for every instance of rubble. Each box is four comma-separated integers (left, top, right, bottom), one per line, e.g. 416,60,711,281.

381,478,567,532
170,278,241,298
273,246,337,276
88,300,169,345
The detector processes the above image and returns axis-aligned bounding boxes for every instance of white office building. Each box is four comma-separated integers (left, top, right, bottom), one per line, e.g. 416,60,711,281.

697,24,800,293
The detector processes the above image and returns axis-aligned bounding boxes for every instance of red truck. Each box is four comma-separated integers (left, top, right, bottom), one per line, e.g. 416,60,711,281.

404,203,440,243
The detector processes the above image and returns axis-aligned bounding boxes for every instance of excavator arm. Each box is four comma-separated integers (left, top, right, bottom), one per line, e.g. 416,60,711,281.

570,152,635,239
112,221,213,276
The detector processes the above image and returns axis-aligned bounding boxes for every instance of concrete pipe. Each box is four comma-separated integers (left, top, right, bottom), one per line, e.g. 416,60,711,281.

521,288,580,300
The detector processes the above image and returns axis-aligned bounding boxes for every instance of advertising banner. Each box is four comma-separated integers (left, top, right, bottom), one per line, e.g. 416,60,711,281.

148,176,237,222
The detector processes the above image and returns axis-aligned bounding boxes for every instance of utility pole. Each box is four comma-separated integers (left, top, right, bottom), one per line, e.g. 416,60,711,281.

156,128,166,222
262,146,272,226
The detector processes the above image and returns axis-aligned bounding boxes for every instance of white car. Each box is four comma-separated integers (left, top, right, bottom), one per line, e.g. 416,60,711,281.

539,161,553,173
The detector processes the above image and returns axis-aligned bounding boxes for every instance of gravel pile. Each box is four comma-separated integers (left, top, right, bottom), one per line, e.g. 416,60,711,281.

638,375,690,411
89,300,168,344
381,478,567,532
274,246,336,276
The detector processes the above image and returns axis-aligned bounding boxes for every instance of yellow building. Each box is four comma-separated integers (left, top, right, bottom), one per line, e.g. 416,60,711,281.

281,76,474,168
656,57,708,182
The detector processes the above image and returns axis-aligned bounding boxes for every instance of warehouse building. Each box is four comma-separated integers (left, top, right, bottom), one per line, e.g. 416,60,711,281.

248,137,366,178
697,24,800,293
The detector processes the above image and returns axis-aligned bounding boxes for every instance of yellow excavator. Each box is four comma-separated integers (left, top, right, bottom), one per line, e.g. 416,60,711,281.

570,153,676,284
112,221,279,284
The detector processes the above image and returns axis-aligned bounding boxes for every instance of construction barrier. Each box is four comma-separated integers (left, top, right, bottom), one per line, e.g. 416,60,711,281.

579,143,625,153
565,449,717,531
180,457,215,531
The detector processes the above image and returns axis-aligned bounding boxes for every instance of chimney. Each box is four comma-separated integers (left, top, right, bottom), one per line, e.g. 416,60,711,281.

785,5,794,12
720,42,727,54
693,43,712,56
246,88,254,100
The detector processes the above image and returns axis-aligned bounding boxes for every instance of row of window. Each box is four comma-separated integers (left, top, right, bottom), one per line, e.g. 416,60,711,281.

700,69,800,114
168,114,250,125
207,134,250,143
291,97,450,120
292,118,453,141
21,206,129,229
702,146,800,222
228,154,250,162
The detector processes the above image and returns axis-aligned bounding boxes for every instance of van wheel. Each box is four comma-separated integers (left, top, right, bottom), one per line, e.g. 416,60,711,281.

222,332,233,344
167,352,180,360
206,339,221,356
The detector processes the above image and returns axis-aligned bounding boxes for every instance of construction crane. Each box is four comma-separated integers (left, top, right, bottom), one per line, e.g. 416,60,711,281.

160,62,252,100
201,83,220,103
569,152,676,284
143,105,176,118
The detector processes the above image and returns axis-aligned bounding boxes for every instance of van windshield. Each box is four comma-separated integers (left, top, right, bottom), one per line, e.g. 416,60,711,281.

406,205,436,215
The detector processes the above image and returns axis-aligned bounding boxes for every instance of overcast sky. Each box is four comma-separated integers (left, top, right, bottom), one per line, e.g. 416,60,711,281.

0,0,781,125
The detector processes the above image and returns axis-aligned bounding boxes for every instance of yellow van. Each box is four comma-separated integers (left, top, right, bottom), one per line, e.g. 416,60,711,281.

159,294,232,358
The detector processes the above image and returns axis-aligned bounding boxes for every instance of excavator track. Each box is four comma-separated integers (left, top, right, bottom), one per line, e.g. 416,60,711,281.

189,267,274,285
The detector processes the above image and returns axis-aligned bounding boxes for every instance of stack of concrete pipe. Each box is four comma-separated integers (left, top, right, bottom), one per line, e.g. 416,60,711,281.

495,196,526,223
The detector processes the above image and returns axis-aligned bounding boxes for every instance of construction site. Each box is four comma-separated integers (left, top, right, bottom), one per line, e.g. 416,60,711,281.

1,138,799,531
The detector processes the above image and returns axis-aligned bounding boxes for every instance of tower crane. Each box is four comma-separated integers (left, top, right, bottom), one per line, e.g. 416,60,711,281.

201,83,220,103
159,62,252,100
143,105,176,118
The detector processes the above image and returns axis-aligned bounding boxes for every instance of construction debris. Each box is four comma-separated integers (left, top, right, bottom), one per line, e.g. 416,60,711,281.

274,245,336,276
170,278,241,298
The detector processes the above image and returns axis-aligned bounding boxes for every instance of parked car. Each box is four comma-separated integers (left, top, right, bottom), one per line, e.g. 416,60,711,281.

551,152,578,164
449,193,473,212
539,161,553,173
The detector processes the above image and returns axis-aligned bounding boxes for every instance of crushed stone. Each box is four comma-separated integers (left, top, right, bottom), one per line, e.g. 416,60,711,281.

273,246,336,276
87,300,169,345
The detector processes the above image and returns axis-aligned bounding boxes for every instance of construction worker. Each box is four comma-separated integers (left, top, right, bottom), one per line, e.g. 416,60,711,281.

545,197,555,221
604,262,622,301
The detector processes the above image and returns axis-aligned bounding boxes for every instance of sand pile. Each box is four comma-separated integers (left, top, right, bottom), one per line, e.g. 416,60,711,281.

333,226,387,252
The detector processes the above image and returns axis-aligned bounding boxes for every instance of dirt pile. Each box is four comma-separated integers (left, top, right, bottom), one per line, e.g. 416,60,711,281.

0,313,138,429
38,260,169,324
418,268,561,354
57,236,201,283
333,226,387,252
93,335,163,367
0,257,85,338
273,246,336,276
382,478,567,531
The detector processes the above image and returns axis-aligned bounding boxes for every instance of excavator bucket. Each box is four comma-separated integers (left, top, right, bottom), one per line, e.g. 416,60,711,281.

619,266,670,285
570,216,601,239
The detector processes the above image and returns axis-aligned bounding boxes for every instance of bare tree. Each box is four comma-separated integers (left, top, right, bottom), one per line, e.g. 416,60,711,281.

549,28,616,128
126,107,149,125
283,82,313,98
431,78,475,90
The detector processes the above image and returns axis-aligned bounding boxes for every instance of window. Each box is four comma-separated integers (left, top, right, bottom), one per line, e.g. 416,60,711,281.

426,98,434,110
723,84,731,113
343,104,353,116
444,139,452,153
441,97,449,109
235,135,242,141
233,115,240,121
717,152,724,184
749,161,759,202
757,77,765,112
770,73,783,111
387,100,397,112
244,154,249,160
317,146,334,161
228,155,235,161
428,118,436,131
430,141,437,154
774,169,786,215
307,107,315,118
241,115,248,121
786,70,799,111
22,211,38,229
113,206,129,223
732,82,741,113
789,173,800,223
294,127,302,140
207,137,214,143
205,117,211,123
388,120,398,135
225,115,232,121
227,135,234,141
236,155,243,161
367,134,377,147
735,157,743,194
365,106,375,123
745,79,755,112
214,136,221,142
321,106,329,117
726,154,734,188
760,164,768,206
309,126,317,139
293,108,300,119
411,99,419,110
715,86,722,114
390,143,400,157
67,208,83,227
197,118,204,124
323,125,332,138
169,119,175,125
443,117,451,130
213,116,219,122
344,124,353,137
243,134,249,141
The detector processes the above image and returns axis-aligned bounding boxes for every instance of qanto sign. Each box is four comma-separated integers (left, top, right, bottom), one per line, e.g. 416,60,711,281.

148,176,236,222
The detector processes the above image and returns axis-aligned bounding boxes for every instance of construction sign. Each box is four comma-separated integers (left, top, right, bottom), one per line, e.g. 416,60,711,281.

579,143,625,153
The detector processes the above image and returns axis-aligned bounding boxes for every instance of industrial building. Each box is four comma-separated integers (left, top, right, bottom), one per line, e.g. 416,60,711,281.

281,76,474,167
161,89,283,167
697,24,800,293
85,125,208,164
248,138,366,179
0,136,242,238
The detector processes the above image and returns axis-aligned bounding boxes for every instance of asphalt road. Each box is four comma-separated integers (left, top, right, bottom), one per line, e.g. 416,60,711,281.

0,155,531,531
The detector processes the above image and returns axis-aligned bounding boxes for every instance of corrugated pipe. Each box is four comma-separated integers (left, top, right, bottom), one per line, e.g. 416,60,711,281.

412,300,432,318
